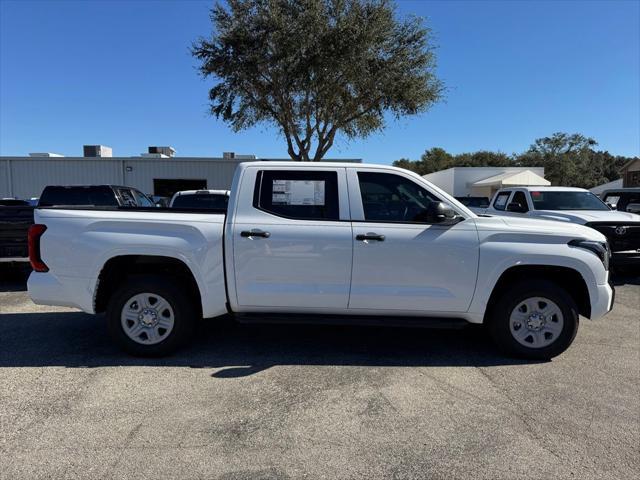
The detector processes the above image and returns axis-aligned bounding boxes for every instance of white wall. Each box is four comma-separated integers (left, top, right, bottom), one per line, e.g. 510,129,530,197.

423,169,455,195
425,167,545,197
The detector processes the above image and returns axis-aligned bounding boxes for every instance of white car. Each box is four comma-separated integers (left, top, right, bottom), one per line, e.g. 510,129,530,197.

485,186,640,267
28,162,614,359
169,189,230,210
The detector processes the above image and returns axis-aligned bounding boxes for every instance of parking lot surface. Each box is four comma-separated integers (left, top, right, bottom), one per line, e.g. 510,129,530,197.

1,267,639,480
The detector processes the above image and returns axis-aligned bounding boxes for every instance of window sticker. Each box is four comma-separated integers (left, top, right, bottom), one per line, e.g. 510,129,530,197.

272,180,325,205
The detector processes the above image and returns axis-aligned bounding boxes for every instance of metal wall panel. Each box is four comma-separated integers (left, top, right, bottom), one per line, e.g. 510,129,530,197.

0,158,11,197
123,159,243,194
0,156,362,199
3,158,123,199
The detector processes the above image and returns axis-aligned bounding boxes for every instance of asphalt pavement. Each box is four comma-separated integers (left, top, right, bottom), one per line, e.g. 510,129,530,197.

0,265,638,479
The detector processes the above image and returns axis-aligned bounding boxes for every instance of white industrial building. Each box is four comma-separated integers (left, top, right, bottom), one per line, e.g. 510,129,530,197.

423,166,549,198
0,145,361,199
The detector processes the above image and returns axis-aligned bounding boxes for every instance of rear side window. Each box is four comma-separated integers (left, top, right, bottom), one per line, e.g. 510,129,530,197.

132,189,154,207
38,186,117,207
172,194,229,210
117,188,138,207
493,192,511,211
254,170,339,221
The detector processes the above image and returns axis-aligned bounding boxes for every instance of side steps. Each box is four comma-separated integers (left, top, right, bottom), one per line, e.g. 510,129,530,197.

233,313,470,329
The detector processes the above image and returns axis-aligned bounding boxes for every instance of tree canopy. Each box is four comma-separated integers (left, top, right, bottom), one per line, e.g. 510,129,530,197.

193,0,444,161
393,132,636,189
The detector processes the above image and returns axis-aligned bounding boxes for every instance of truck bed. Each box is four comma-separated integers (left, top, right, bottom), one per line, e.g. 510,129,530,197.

30,206,228,318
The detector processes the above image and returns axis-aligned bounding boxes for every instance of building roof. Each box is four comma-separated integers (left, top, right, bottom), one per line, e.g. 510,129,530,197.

472,169,550,187
589,178,623,194
619,158,640,173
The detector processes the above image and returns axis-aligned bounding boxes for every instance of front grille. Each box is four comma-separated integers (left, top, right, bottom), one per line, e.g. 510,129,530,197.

585,222,640,252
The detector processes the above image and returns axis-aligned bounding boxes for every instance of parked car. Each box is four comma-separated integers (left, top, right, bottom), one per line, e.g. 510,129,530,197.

28,162,614,359
169,190,230,210
38,185,156,208
0,199,34,262
454,196,490,214
601,187,640,214
486,186,640,267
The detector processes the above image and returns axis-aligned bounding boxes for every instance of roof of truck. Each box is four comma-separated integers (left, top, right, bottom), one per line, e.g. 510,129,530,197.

171,190,230,196
503,186,588,192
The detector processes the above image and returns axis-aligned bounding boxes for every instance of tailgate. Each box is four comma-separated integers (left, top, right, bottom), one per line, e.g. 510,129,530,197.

0,206,34,259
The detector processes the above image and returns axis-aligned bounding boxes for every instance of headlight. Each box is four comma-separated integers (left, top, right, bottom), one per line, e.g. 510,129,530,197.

568,239,610,270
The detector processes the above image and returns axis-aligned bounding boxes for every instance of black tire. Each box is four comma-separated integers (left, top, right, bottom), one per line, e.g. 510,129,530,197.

106,274,197,356
487,279,579,360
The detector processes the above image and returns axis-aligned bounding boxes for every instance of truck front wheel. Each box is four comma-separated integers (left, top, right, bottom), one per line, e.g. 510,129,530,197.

487,279,579,360
106,275,197,356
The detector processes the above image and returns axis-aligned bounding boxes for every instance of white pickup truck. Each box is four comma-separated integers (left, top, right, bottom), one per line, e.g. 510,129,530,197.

485,186,640,267
28,162,614,359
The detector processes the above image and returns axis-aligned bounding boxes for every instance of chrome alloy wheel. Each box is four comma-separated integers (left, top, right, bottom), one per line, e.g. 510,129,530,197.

509,296,564,349
120,293,175,345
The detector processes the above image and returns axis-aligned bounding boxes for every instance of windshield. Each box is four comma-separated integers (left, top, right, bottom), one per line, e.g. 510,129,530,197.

171,194,229,210
530,191,609,211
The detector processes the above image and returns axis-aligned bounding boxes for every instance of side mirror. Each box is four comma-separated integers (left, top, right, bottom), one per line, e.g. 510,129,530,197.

421,201,459,224
507,202,526,213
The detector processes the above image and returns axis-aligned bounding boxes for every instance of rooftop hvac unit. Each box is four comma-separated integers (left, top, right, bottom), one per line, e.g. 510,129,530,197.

148,146,176,157
83,145,113,157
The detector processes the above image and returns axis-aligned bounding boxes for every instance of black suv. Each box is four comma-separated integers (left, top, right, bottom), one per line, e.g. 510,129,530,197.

38,185,155,208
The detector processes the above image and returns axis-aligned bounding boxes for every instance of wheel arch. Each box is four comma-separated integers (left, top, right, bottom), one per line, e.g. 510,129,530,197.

94,255,202,317
484,265,592,321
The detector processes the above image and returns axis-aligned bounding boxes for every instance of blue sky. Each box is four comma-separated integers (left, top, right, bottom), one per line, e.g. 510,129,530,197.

1,0,638,163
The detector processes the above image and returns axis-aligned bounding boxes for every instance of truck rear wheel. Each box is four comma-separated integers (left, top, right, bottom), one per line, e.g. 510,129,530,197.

106,275,196,356
487,279,579,360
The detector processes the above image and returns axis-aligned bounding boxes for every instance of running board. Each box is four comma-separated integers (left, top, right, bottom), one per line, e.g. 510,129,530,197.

233,313,470,329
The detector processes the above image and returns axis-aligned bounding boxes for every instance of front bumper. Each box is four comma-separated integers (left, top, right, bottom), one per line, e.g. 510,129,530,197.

590,281,615,320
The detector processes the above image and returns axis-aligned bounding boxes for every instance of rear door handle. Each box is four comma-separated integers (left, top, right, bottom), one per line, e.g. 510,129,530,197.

356,233,385,242
241,230,271,238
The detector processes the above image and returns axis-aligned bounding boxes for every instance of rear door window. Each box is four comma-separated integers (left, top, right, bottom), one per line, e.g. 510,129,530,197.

493,192,511,211
254,170,339,221
132,189,154,207
117,188,137,207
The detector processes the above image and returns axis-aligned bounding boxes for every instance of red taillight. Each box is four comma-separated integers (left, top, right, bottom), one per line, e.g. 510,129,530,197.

28,224,48,272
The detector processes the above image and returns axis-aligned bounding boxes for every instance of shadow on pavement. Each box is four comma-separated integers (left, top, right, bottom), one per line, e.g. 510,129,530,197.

0,311,535,374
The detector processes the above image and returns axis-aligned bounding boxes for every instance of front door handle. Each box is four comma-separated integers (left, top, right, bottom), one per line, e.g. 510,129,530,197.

356,233,385,242
241,230,271,238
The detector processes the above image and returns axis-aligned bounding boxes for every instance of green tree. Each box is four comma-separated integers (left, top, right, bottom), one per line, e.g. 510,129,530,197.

392,148,512,175
193,0,444,161
517,132,597,187
394,132,635,189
